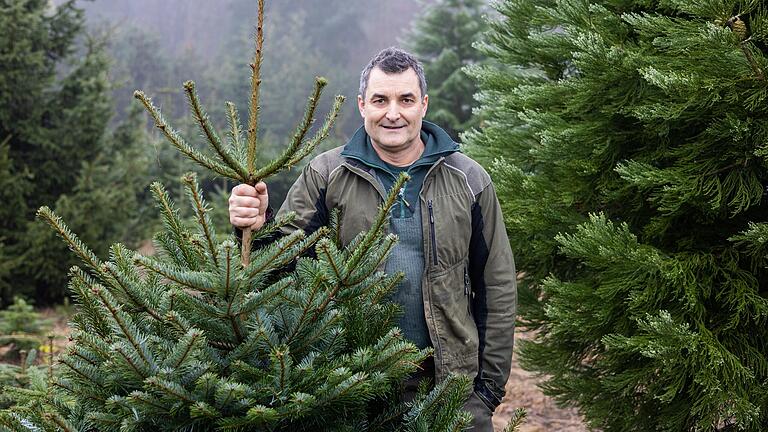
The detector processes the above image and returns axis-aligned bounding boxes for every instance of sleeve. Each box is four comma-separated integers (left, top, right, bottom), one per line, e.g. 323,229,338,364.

468,180,517,411
275,162,329,236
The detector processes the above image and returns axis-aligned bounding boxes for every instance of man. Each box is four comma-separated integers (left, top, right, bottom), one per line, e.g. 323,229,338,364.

229,47,516,430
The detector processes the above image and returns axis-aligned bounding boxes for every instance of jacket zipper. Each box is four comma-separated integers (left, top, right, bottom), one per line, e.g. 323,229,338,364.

428,200,438,265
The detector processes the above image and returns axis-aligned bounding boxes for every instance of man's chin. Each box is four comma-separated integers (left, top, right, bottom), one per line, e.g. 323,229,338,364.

372,139,406,151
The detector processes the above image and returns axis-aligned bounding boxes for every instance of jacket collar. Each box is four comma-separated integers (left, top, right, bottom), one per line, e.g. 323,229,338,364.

340,121,459,170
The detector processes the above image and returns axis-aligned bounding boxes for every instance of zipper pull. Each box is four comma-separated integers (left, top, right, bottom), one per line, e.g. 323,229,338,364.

428,201,434,223
427,200,438,265
398,187,410,208
464,267,470,295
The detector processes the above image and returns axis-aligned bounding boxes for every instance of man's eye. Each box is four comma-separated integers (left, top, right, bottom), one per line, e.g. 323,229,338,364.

402,98,414,104
372,99,385,104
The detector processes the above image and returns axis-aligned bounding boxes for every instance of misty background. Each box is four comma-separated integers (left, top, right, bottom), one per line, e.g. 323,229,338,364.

75,0,439,210
2,0,491,304
82,0,434,136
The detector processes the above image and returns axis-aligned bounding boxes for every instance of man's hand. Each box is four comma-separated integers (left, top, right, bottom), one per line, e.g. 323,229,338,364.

229,182,269,230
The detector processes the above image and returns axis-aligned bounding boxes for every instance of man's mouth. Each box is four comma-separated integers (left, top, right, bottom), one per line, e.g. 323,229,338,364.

381,125,406,130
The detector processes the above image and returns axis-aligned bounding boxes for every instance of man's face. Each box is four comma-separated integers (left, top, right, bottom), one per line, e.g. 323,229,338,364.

358,67,428,155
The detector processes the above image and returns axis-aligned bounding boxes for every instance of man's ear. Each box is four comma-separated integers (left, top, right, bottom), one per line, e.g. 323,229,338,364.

421,94,429,116
357,95,365,118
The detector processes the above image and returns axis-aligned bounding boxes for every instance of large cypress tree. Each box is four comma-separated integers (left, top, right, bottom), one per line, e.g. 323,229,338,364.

467,0,768,430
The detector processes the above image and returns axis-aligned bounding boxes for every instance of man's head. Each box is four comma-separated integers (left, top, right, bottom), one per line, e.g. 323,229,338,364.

358,47,428,162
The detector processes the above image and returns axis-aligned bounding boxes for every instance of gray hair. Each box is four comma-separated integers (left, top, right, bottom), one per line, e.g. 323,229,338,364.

359,47,427,99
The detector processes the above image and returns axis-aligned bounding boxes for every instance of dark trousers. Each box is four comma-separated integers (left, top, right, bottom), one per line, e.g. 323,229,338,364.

402,358,494,432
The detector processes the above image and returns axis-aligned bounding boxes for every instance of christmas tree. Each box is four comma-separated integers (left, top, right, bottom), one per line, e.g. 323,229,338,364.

404,0,490,141
0,297,51,361
0,0,110,304
1,1,473,430
467,0,768,430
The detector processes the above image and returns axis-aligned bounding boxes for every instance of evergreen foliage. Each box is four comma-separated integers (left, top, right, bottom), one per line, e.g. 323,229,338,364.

20,104,158,304
404,0,490,140
0,350,48,411
0,138,28,298
0,0,149,305
219,0,369,137
9,177,469,430
467,0,768,430
2,1,471,429
0,297,50,361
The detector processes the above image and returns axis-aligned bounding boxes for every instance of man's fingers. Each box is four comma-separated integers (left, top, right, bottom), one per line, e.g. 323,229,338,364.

231,207,260,218
231,216,258,228
230,183,268,230
230,196,260,209
232,183,258,197
231,215,266,230
255,181,269,211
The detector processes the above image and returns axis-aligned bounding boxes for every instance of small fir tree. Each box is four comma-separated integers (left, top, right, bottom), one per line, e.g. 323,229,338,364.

467,0,768,430
0,297,51,361
404,0,490,141
0,350,49,410
2,1,472,430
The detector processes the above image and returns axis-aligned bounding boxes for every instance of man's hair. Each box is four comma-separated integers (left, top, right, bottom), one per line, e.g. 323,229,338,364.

359,47,427,99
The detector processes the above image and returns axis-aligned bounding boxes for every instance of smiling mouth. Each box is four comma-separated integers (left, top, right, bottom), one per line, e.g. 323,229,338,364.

381,125,405,130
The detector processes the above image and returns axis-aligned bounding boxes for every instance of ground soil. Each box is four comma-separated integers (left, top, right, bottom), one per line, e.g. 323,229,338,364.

492,331,589,432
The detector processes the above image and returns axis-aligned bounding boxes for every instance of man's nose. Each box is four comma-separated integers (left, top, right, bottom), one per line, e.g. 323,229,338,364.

385,102,400,121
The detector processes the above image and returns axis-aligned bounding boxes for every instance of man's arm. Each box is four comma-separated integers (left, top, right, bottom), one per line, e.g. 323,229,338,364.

275,163,330,237
468,181,517,411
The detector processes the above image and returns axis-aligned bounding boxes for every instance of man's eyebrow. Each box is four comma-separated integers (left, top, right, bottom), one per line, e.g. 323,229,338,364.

369,92,419,100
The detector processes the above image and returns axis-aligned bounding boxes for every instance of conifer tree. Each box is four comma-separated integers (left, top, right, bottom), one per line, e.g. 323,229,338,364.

404,0,489,141
21,103,157,304
467,0,768,430
0,297,51,361
1,1,472,430
0,0,113,304
0,138,27,299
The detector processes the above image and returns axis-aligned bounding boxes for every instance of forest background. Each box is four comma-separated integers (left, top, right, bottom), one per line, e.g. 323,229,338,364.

0,0,445,306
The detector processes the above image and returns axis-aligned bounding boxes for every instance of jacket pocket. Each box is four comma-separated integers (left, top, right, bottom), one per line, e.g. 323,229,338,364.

430,261,479,374
474,377,504,411
425,193,471,269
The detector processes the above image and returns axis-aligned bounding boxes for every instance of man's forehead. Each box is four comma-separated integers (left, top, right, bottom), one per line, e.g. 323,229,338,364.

365,67,422,97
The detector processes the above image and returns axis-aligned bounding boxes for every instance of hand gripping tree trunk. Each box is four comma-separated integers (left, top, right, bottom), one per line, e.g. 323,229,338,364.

133,0,342,267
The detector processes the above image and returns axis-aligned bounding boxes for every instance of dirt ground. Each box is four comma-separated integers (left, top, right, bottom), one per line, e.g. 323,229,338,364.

492,332,588,432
